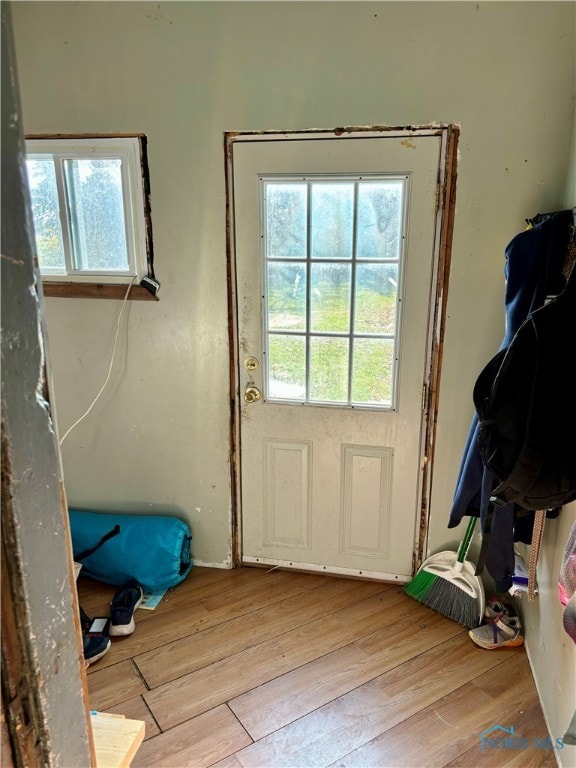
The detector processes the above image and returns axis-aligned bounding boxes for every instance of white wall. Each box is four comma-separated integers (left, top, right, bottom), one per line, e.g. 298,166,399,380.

11,0,576,754
520,99,576,766
11,1,574,566
519,503,576,766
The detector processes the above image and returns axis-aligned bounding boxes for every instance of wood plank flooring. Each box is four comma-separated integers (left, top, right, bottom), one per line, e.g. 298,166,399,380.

77,566,556,768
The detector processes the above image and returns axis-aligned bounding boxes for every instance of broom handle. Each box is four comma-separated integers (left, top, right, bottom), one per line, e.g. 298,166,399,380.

456,517,477,563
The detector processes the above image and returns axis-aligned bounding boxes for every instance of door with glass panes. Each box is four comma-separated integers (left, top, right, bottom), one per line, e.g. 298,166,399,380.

232,131,442,579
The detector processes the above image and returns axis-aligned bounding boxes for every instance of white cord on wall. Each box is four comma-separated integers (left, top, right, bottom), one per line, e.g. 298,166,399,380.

59,277,136,446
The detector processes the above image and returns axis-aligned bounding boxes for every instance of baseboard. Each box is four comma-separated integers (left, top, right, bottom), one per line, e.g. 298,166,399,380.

192,559,232,569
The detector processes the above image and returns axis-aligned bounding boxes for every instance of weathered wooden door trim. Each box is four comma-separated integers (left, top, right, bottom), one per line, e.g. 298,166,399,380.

1,5,94,765
225,125,459,574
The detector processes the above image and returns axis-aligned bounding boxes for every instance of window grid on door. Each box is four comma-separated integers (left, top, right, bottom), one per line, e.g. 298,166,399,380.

261,175,409,409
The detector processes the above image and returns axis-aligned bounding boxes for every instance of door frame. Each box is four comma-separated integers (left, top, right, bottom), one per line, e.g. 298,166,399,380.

225,124,460,576
2,4,94,764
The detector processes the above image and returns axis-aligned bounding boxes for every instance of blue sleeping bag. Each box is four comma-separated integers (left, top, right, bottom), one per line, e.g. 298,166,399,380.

69,510,192,591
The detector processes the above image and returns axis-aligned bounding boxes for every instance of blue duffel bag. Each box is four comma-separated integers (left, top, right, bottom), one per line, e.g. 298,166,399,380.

69,509,192,591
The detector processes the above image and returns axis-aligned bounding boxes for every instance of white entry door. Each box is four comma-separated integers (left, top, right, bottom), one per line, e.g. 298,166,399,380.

231,131,444,581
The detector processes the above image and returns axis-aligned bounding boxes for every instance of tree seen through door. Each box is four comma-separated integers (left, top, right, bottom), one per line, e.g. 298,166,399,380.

264,177,406,407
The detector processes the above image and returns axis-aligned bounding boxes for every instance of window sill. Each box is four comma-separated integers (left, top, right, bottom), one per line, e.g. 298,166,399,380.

42,282,159,301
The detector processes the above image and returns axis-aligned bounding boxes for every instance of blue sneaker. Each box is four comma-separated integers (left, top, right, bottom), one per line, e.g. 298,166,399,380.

80,607,111,666
109,580,143,636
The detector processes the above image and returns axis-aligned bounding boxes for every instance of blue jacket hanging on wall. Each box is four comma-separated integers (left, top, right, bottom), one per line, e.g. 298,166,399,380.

448,210,573,591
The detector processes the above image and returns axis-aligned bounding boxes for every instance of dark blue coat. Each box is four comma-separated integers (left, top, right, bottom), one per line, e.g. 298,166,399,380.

448,210,573,591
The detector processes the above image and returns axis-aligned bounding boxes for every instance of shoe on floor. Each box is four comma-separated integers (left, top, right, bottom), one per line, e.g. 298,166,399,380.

469,613,524,649
485,595,518,622
109,580,143,636
83,635,111,666
80,606,111,666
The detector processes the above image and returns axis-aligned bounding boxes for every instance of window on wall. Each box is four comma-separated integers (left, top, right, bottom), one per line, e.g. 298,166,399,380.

25,135,158,300
262,175,407,408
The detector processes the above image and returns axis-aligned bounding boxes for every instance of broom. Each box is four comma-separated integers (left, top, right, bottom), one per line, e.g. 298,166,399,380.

403,521,476,603
404,516,484,629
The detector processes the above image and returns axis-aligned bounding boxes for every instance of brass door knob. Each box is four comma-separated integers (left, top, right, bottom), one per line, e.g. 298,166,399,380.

244,356,259,371
244,385,261,404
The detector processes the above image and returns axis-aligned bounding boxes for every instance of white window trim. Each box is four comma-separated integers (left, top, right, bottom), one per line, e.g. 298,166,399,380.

260,173,409,411
26,136,149,284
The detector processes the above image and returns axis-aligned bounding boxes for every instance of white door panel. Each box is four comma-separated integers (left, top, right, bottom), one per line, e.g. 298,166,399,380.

232,133,441,579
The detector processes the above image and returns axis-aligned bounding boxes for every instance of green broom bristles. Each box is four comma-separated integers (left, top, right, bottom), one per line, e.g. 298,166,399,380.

403,567,438,602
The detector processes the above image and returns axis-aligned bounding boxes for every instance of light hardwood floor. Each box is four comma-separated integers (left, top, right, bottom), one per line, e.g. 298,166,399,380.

78,566,557,768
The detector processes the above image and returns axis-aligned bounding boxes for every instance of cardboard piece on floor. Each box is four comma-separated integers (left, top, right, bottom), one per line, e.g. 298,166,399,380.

91,711,145,768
